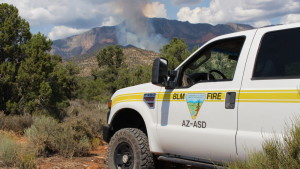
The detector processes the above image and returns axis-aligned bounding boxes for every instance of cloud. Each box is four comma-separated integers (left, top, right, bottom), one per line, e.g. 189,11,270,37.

2,0,111,28
177,0,300,26
143,2,167,18
281,14,300,24
25,7,55,25
48,26,88,40
172,0,202,5
3,0,131,40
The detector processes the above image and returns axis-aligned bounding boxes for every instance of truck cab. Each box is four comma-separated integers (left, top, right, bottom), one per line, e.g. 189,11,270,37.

103,23,300,169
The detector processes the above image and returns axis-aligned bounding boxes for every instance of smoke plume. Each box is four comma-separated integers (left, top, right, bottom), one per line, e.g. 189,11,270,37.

112,0,167,52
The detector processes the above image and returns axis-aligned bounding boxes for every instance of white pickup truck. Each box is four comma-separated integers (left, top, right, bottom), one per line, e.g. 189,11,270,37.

103,23,300,169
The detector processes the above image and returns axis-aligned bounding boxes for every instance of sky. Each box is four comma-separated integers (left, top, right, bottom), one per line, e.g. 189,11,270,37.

1,0,300,40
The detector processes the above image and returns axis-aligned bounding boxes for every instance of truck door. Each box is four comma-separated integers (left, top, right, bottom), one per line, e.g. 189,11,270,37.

156,31,256,162
237,25,300,159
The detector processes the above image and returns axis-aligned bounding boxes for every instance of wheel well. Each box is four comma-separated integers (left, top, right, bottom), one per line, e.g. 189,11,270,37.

110,108,147,137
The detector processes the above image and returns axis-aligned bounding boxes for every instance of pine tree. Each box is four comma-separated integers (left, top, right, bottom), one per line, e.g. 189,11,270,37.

159,38,190,69
0,3,31,114
96,45,129,94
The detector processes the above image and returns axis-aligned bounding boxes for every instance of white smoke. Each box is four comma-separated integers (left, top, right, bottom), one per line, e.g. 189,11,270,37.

113,0,167,52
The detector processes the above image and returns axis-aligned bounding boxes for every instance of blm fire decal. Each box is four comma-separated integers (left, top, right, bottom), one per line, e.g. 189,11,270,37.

186,93,206,120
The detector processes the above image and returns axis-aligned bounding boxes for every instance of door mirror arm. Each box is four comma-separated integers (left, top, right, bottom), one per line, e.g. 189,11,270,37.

166,69,180,89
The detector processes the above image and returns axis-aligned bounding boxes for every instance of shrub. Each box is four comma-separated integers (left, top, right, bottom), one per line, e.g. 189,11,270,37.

91,137,101,150
0,131,36,169
0,133,19,167
24,100,107,158
25,115,58,155
25,115,92,158
19,152,36,169
228,119,300,169
49,123,91,158
65,100,107,137
0,111,33,134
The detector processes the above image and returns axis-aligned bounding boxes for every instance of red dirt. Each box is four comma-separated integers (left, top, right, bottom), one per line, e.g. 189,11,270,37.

37,144,206,169
36,145,108,169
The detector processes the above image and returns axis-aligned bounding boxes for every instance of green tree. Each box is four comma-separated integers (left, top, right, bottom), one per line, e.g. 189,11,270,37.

16,34,79,116
130,65,151,85
78,45,153,102
160,38,191,69
0,3,31,62
77,77,111,102
96,45,129,94
0,3,31,114
0,4,78,116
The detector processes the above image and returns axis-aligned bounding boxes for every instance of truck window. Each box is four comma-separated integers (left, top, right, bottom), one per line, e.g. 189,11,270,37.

181,37,245,87
253,28,300,79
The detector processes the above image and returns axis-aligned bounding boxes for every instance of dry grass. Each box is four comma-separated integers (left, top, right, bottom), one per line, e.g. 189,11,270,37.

0,131,36,169
228,119,300,169
0,112,33,134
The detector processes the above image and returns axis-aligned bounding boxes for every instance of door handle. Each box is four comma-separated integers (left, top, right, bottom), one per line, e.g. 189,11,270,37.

225,92,236,109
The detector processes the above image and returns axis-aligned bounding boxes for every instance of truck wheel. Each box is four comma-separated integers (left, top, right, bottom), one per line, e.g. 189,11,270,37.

107,128,155,169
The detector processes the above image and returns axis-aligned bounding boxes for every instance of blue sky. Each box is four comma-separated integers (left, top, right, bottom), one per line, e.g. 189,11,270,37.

1,0,300,40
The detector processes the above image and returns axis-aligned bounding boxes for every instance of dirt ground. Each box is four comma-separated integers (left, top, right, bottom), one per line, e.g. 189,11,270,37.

36,144,205,169
37,145,108,169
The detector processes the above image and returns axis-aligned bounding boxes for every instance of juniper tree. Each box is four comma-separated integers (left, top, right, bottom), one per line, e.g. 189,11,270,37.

0,3,78,116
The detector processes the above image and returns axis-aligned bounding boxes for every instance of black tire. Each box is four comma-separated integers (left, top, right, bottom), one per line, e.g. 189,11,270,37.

107,128,155,169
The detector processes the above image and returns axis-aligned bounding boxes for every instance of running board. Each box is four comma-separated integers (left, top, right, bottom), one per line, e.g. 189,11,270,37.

158,156,226,169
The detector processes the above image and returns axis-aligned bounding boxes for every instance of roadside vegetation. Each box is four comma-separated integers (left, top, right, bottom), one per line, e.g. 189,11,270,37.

0,130,36,169
0,100,107,168
228,119,300,169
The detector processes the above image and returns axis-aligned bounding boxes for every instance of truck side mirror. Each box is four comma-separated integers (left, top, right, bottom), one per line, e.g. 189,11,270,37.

152,58,168,86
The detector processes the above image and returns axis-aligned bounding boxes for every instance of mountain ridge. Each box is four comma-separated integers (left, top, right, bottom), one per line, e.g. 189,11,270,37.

51,18,254,59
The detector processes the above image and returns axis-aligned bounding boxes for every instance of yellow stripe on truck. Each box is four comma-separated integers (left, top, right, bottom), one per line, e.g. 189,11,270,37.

239,92,300,100
111,90,300,107
112,94,144,107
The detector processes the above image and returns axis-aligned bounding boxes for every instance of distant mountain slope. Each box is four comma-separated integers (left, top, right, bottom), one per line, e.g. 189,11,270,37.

51,18,253,59
150,18,253,46
51,26,118,59
74,47,159,77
